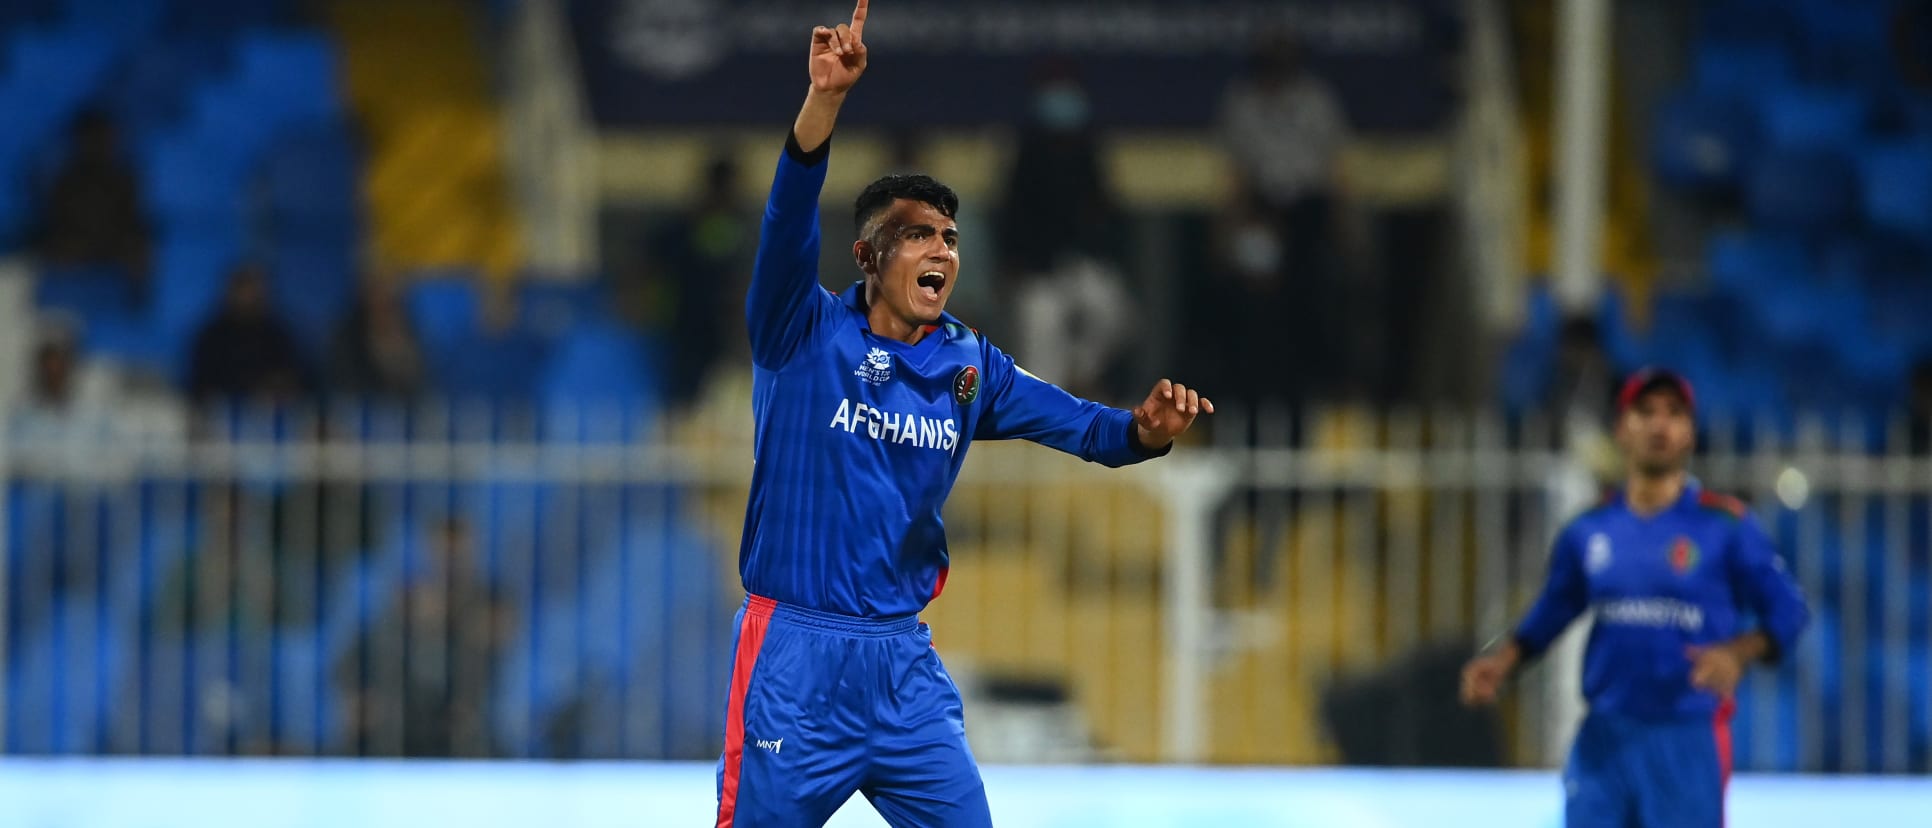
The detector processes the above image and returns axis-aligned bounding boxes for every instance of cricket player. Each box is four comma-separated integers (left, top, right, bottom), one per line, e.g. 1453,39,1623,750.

1460,368,1811,827
714,2,1212,825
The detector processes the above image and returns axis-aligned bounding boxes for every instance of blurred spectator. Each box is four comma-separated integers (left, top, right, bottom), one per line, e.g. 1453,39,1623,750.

34,111,150,292
1549,319,1616,424
327,278,426,399
187,264,311,404
11,323,124,443
647,156,752,409
1216,32,1352,401
4,320,185,476
997,64,1135,400
337,516,512,757
1195,184,1333,408
997,63,1116,274
1219,32,1348,273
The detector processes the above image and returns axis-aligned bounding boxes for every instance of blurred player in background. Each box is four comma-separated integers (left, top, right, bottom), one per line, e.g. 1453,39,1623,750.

1460,368,1811,828
714,2,1212,825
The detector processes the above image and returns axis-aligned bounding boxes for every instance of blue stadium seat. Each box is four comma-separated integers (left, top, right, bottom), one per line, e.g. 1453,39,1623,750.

1757,87,1869,151
260,127,359,242
141,132,248,233
433,331,551,402
539,327,662,443
515,278,609,339
151,232,242,340
85,311,182,381
1497,285,1560,413
184,80,284,171
0,81,74,183
3,26,118,108
1837,333,1909,411
106,39,226,163
1691,40,1793,97
268,626,340,753
1650,91,1760,195
491,519,726,759
1866,272,1932,360
269,243,356,358
1859,144,1932,243
405,275,483,354
1706,229,1810,297
1786,0,1896,89
233,31,342,128
62,0,167,46
35,263,135,321
1745,148,1858,232
1592,288,1645,372
1748,275,1863,348
3,596,126,754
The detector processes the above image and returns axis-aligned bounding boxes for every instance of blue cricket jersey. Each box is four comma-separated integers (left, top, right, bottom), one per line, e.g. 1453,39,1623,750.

1513,482,1810,720
737,135,1165,618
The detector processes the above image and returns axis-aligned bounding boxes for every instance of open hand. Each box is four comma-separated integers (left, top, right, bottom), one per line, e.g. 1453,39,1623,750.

1132,379,1213,449
1460,650,1515,707
1687,644,1745,699
809,0,869,94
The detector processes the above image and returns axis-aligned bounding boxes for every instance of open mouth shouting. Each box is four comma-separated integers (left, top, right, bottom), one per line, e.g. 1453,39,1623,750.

916,270,947,304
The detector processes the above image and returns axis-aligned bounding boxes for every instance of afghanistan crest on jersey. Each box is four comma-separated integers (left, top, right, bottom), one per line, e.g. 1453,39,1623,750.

953,365,980,405
1669,537,1701,575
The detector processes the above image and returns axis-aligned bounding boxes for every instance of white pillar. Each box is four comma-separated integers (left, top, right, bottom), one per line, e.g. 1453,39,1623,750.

1551,0,1613,314
1154,456,1234,763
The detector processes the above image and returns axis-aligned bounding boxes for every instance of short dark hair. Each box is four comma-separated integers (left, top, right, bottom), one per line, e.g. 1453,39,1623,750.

853,174,959,237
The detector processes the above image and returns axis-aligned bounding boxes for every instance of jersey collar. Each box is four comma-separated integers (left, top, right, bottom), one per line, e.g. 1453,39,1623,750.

839,281,969,340
1609,476,1703,515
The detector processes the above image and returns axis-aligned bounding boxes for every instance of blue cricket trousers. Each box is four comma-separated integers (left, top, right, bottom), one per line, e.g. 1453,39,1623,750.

715,595,993,827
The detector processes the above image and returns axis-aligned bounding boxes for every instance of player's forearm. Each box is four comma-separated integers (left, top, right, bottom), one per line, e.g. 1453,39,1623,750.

1492,639,1525,674
1716,630,1772,665
793,87,847,155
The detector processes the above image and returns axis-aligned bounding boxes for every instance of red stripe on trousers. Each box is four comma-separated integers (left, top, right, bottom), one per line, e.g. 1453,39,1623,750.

1714,697,1735,826
715,595,778,828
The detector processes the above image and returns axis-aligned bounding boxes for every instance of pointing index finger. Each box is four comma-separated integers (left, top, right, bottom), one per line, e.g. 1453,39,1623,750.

851,0,868,37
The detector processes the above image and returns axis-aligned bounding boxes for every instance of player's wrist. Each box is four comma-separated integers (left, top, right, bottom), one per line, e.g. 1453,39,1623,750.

1496,641,1523,672
805,85,851,105
1721,633,1769,665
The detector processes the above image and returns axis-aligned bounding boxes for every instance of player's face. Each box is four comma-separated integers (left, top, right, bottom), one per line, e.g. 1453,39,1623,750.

862,199,959,326
1617,388,1695,476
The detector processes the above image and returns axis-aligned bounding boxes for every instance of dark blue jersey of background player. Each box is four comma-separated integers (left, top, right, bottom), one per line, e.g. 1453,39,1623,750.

717,4,1214,825
1461,369,1809,828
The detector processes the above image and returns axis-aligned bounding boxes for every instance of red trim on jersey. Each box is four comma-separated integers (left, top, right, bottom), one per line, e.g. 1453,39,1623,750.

715,595,777,828
1698,490,1749,519
1714,697,1735,825
930,566,950,603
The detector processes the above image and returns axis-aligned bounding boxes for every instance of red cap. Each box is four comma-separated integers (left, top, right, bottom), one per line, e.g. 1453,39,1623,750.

1616,368,1696,414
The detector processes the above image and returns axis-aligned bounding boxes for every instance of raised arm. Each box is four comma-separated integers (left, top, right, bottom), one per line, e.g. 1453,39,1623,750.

795,0,866,153
975,343,1211,467
746,0,871,369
